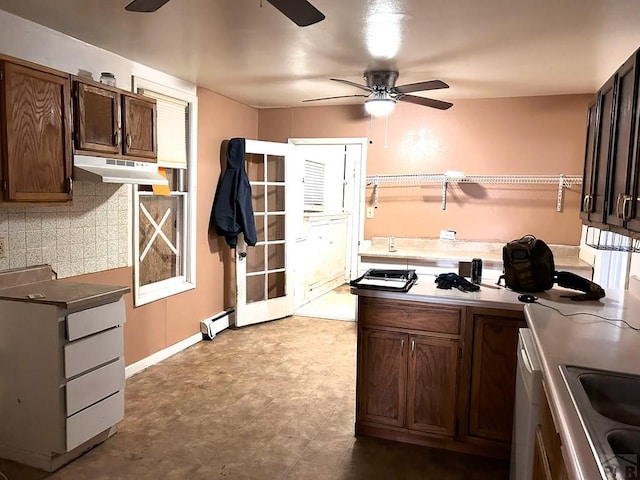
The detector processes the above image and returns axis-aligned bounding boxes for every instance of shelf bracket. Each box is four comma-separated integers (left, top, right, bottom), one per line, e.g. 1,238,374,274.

441,179,448,210
556,174,574,212
373,176,379,208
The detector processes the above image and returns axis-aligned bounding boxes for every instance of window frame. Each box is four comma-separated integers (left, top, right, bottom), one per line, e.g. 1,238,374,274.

131,76,198,307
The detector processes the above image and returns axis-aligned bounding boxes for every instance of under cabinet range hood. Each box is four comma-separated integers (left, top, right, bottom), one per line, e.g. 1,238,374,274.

73,155,169,186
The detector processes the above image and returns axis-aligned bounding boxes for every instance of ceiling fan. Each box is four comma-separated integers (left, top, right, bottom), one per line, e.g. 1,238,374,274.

124,0,325,27
304,71,453,115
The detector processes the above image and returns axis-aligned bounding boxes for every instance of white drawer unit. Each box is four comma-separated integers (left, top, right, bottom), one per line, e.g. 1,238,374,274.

64,326,123,379
0,289,128,472
66,390,125,451
66,358,125,416
66,298,126,341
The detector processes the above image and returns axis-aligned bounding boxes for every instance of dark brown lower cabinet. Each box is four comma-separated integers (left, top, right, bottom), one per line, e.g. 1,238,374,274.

467,308,526,453
533,385,569,480
356,296,523,459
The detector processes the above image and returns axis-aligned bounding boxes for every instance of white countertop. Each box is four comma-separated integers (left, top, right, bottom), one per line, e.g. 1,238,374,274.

525,283,640,480
353,275,640,479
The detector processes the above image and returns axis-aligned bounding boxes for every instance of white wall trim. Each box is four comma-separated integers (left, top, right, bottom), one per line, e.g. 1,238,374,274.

125,332,202,378
124,311,230,378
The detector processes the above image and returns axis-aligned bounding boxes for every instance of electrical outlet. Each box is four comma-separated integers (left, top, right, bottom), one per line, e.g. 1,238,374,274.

440,230,456,241
366,207,375,219
0,237,5,259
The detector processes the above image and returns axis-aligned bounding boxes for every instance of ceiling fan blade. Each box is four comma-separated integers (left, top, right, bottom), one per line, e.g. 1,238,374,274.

330,78,372,92
266,0,325,27
394,80,450,94
399,95,453,110
303,94,369,102
125,0,171,12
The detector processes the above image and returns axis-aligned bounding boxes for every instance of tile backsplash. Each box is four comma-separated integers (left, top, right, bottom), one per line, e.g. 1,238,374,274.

0,181,130,278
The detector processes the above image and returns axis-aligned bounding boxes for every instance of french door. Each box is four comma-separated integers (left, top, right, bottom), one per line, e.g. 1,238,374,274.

234,140,294,327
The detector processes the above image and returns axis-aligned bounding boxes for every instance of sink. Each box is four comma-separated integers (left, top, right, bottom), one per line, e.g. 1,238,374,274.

607,429,640,456
561,365,640,479
579,371,640,427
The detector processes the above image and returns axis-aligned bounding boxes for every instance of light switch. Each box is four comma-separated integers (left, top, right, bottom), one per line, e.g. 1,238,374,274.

366,207,375,219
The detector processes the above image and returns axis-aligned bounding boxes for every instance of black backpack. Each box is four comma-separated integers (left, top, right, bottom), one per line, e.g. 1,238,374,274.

498,234,605,300
500,234,555,292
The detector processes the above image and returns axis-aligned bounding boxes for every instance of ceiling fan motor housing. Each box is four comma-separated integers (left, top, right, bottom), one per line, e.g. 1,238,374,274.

364,71,399,89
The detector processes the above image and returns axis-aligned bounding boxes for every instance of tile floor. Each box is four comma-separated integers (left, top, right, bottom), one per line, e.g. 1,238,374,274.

0,316,509,480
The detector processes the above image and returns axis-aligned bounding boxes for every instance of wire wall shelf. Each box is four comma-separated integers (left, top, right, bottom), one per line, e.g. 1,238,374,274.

584,226,640,253
366,173,583,211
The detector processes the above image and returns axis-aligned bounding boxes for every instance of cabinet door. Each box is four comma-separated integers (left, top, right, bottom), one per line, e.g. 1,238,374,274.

358,328,407,427
606,53,638,227
122,94,157,160
532,427,553,480
580,102,597,222
407,334,459,437
589,76,615,225
468,310,525,444
624,55,640,232
0,61,72,202
74,82,120,155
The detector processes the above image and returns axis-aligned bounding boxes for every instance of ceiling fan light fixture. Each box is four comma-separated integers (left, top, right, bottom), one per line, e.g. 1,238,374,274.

365,95,396,117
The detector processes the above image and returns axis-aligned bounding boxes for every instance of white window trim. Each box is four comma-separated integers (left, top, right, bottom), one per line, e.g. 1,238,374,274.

131,76,198,307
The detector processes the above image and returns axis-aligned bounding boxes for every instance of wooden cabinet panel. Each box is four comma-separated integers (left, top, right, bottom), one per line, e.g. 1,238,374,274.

1,61,72,202
468,309,525,444
122,94,157,160
358,328,407,427
74,82,120,155
580,102,597,222
72,78,157,162
606,53,638,227
532,426,553,480
590,76,615,225
407,335,459,437
358,297,461,334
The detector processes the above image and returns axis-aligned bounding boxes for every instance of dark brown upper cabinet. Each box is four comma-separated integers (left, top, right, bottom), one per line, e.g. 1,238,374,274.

0,57,72,202
580,102,597,222
581,47,640,235
605,52,638,228
73,77,157,162
589,76,615,226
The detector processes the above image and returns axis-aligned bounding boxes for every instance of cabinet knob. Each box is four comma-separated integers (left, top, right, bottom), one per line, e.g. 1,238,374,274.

67,176,73,195
114,130,121,147
126,133,132,148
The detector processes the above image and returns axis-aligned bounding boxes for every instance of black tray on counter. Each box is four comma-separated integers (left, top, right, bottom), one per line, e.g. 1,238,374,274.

350,269,418,292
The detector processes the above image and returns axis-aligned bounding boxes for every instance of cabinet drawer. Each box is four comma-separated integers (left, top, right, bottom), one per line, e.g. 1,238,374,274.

66,358,124,416
66,298,126,341
66,390,124,451
359,297,461,334
64,326,123,379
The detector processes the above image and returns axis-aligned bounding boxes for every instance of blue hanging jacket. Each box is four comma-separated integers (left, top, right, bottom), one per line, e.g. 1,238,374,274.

210,138,257,247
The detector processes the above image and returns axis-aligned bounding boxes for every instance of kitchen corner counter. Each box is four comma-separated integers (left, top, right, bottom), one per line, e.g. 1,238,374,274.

0,265,129,311
524,283,640,480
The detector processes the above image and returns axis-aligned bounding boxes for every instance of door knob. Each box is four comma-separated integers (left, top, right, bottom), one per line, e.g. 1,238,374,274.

239,251,247,259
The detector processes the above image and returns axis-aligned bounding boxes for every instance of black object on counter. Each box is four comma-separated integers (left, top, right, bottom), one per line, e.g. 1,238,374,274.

435,273,480,292
350,269,418,292
471,258,483,284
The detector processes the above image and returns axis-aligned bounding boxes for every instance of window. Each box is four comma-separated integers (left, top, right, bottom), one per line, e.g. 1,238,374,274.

132,77,198,306
303,159,325,212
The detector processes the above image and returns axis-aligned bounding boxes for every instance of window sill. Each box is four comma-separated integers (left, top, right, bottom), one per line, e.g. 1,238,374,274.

135,277,195,307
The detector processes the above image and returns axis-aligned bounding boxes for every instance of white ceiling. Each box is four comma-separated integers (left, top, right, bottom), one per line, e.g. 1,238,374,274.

1,0,639,109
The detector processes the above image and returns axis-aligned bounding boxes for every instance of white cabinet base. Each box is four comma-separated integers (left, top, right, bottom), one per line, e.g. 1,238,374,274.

0,426,116,472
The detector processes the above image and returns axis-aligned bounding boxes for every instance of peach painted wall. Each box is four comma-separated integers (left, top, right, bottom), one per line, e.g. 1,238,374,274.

258,94,593,245
63,88,258,366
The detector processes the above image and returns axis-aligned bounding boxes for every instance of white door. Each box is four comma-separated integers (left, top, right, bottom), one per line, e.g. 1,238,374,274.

235,139,294,327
